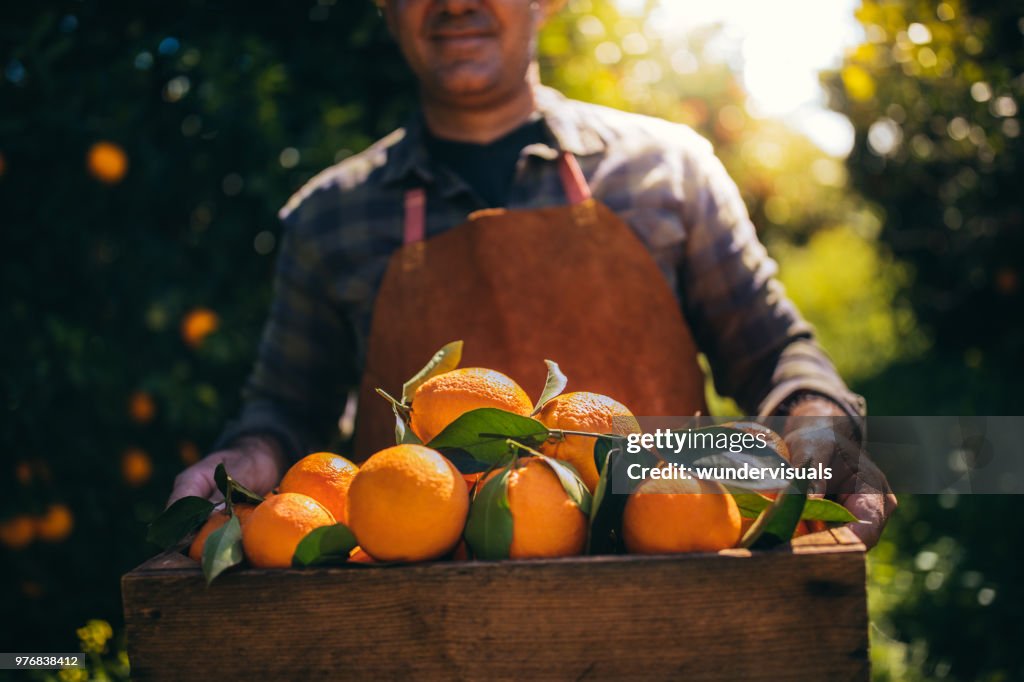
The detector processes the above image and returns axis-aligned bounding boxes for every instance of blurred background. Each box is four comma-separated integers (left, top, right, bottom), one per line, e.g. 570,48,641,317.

1,0,1022,679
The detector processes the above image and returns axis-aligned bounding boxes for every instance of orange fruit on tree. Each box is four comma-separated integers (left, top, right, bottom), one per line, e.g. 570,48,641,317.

188,505,255,562
0,515,35,550
623,478,742,554
181,307,220,348
471,457,588,559
179,441,201,466
128,391,156,424
347,444,468,562
536,391,640,492
241,494,335,568
409,368,532,444
278,452,358,524
35,504,75,542
121,448,153,487
86,141,129,184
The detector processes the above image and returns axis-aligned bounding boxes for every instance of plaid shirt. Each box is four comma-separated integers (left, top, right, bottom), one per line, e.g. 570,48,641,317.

216,86,865,460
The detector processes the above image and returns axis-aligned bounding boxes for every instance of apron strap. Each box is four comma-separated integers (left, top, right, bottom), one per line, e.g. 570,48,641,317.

558,151,592,205
403,188,426,245
401,151,591,245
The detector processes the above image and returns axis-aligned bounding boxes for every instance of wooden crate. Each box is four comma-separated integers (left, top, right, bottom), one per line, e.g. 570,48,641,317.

122,528,867,681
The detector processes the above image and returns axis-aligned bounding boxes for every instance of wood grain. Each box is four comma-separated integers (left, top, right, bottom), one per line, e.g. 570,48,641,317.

123,532,867,681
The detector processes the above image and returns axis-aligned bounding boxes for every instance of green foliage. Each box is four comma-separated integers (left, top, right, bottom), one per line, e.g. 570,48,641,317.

868,494,1023,681
824,2,1024,679
2,0,412,651
775,227,926,381
823,0,1024,373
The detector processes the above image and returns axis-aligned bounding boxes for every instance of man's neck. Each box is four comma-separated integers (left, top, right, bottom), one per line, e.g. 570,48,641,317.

420,72,540,145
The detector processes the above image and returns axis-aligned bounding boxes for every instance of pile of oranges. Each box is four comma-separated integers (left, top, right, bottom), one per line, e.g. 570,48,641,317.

187,364,757,568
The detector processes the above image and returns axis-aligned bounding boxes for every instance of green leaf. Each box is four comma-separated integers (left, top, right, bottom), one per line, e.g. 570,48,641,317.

743,480,809,550
587,440,659,555
803,497,860,523
427,408,548,464
146,496,215,550
401,340,463,404
464,467,514,560
394,412,422,446
536,454,592,516
727,489,772,520
292,524,358,567
213,463,264,506
593,436,615,478
443,449,492,474
201,515,243,585
530,360,567,415
728,488,859,524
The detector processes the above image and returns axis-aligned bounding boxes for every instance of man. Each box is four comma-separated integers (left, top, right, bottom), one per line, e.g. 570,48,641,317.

169,0,896,545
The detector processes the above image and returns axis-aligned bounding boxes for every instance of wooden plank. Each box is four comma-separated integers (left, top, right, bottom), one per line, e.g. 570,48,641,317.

124,548,867,681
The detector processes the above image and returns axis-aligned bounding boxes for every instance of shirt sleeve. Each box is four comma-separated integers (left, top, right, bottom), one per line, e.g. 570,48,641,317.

213,215,357,461
678,143,866,419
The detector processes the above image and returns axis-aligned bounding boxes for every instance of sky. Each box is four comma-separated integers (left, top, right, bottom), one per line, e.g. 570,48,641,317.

626,0,865,157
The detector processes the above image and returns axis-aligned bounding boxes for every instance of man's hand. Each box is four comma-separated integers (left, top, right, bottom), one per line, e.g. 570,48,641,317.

782,396,898,548
166,435,288,507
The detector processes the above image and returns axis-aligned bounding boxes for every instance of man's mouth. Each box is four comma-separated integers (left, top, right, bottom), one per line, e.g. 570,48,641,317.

429,31,496,53
431,30,495,42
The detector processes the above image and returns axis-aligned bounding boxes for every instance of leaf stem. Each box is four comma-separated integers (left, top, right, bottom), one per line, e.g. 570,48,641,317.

546,428,612,440
376,387,410,412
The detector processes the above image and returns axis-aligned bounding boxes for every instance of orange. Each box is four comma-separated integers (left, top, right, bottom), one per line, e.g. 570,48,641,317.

35,504,74,542
279,452,358,524
475,457,587,559
623,478,742,554
179,441,201,465
121,448,153,487
0,515,35,550
347,444,468,562
128,391,156,424
181,308,219,348
536,392,640,492
188,505,255,562
87,141,128,184
410,368,533,444
241,494,335,568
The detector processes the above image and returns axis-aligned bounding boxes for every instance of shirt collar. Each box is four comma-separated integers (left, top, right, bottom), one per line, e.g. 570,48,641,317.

380,85,606,187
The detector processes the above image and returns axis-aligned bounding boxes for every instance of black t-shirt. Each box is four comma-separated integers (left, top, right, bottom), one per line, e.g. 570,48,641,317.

423,117,548,208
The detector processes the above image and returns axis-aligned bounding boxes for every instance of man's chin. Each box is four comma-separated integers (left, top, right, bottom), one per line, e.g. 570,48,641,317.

428,68,506,103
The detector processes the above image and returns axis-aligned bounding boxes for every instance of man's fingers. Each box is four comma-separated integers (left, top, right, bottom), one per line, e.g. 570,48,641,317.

837,491,898,548
166,473,215,508
166,454,228,508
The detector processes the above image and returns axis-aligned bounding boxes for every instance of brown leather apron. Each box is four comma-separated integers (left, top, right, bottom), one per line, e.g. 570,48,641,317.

353,151,707,459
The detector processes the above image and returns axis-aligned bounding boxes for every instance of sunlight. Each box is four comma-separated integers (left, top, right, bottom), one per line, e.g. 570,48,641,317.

623,0,864,156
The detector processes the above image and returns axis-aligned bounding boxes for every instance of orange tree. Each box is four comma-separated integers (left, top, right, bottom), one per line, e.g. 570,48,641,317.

1,0,414,649
823,0,1023,414
825,1,1023,679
